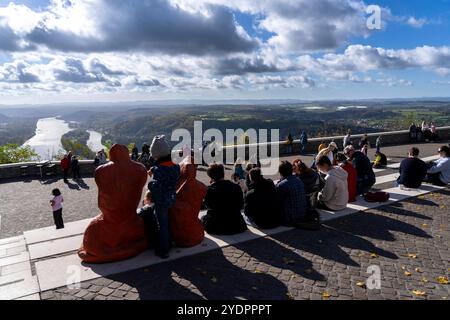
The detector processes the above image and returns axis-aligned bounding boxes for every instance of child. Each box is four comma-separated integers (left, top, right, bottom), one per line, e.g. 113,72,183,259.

234,158,245,180
50,189,64,229
148,136,180,259
137,191,159,249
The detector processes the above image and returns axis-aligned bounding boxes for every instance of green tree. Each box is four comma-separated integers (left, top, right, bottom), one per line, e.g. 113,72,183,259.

0,144,37,164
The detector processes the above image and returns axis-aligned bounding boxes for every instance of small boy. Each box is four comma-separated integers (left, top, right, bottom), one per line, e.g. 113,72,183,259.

50,188,64,229
137,191,159,249
148,135,180,259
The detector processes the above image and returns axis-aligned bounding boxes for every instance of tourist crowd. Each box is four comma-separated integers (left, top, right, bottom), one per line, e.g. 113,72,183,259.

55,129,450,261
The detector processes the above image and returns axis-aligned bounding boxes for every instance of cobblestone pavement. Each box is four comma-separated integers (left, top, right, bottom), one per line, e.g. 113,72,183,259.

1,141,448,239
41,189,450,300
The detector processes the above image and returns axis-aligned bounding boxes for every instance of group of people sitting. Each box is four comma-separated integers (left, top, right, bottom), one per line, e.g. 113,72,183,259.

410,121,438,143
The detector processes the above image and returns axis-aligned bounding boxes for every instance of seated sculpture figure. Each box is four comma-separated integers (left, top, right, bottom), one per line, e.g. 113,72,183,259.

78,144,148,264
169,157,207,247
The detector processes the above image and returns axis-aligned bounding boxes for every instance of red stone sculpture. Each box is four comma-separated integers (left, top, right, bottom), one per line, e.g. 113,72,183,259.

78,144,148,264
169,157,207,248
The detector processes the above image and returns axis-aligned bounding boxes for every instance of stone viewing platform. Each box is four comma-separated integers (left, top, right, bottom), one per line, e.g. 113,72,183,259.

0,139,449,300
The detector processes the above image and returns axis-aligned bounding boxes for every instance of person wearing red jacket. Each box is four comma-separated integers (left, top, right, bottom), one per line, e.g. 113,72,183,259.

60,152,71,183
336,153,358,203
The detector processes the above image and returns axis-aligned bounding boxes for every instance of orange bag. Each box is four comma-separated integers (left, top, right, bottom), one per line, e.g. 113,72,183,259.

169,157,207,247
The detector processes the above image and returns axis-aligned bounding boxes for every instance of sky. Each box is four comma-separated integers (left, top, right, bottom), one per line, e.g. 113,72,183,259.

0,0,450,104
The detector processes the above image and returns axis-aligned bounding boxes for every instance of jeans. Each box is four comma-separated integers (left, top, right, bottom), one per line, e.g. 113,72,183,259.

154,206,171,256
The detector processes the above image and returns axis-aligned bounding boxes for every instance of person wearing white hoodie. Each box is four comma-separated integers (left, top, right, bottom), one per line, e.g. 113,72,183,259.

316,155,349,211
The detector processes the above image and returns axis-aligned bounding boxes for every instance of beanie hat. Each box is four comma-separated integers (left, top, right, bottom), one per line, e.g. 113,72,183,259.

150,135,171,159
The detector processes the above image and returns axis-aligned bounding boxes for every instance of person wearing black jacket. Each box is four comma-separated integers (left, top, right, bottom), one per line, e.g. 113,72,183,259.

344,146,376,195
397,147,427,189
202,164,247,235
244,168,281,229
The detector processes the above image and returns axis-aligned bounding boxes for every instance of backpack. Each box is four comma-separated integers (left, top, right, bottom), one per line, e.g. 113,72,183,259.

364,192,390,203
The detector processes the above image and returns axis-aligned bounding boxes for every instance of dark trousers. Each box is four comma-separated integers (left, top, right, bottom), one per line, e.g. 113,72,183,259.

427,173,446,186
72,167,81,179
154,206,171,257
63,169,69,181
53,209,64,229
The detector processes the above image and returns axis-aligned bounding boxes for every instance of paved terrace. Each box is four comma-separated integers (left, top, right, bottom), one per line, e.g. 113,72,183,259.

0,141,449,300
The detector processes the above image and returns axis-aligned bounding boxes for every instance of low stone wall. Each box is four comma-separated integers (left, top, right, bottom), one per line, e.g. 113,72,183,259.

2,126,450,181
223,126,450,159
0,160,98,180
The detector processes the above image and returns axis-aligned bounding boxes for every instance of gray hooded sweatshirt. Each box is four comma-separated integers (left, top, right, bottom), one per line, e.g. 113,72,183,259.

318,166,349,211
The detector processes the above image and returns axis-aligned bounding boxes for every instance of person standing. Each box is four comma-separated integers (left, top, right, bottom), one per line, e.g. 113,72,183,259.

50,188,64,229
131,144,139,161
148,136,180,259
71,155,81,180
375,136,382,153
300,131,308,154
409,123,417,143
286,133,294,155
343,131,352,148
359,134,369,150
60,153,71,183
98,149,107,165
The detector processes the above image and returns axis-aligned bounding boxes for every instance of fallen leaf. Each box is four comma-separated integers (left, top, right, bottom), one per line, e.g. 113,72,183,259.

356,282,366,288
370,253,378,259
401,266,407,270
286,293,295,300
408,254,418,259
422,224,428,227
404,271,412,277
210,276,218,283
254,269,263,274
415,268,423,273
437,276,449,285
322,292,331,299
422,277,429,283
412,290,427,297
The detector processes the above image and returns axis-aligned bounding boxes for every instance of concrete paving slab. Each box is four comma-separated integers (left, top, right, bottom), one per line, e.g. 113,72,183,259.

0,276,39,300
0,252,30,267
24,218,91,245
29,235,83,260
0,261,31,277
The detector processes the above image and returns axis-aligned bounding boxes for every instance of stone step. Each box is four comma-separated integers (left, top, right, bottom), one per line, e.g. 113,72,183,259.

0,261,32,277
0,252,30,268
0,236,24,246
0,270,33,286
386,155,439,169
0,276,40,300
29,235,83,260
24,218,92,245
15,293,40,300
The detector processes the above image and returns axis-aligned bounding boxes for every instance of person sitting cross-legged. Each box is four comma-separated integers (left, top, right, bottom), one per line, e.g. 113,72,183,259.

425,146,450,186
397,147,427,189
202,164,247,235
244,168,281,229
316,155,349,212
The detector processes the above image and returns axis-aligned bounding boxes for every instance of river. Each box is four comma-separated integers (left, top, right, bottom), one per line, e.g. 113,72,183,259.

23,117,73,160
23,118,106,160
87,130,106,153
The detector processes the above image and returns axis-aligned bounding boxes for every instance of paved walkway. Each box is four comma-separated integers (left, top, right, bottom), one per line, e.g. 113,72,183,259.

40,189,450,300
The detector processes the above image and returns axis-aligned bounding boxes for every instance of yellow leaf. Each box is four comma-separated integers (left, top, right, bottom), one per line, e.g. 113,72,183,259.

412,290,427,297
322,292,331,299
370,253,378,258
254,269,263,274
408,254,418,259
404,271,412,277
356,282,366,288
422,277,429,283
415,268,423,273
437,276,449,285
422,224,428,227
287,293,295,300
401,266,407,270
